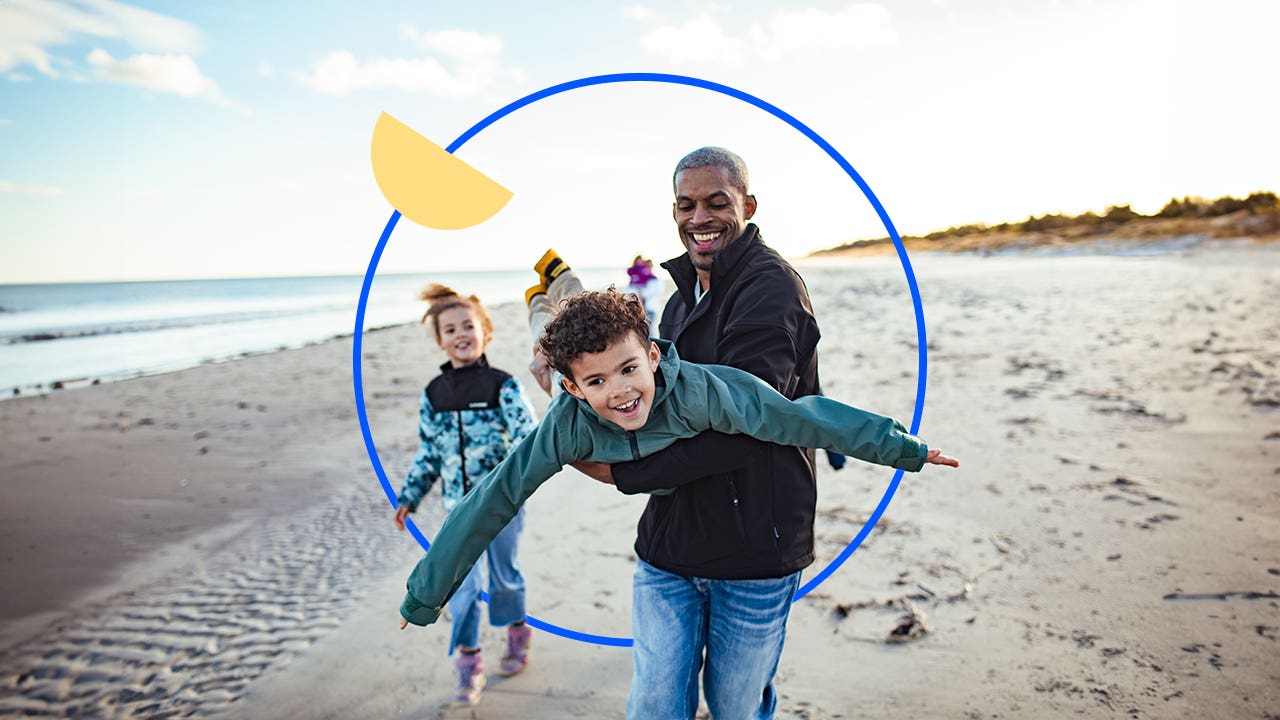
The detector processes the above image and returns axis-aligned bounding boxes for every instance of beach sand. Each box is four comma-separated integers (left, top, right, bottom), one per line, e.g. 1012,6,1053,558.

1,242,1277,719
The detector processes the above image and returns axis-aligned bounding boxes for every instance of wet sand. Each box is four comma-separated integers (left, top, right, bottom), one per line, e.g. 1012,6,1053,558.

1,241,1277,718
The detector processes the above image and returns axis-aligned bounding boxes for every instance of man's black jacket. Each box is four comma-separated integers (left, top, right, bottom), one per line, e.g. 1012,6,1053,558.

612,224,822,579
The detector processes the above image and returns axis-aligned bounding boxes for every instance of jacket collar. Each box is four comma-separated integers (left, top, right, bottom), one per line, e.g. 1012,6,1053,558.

661,223,763,307
438,354,491,376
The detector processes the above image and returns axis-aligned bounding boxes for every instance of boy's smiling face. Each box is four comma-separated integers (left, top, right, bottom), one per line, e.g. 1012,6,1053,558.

561,333,661,432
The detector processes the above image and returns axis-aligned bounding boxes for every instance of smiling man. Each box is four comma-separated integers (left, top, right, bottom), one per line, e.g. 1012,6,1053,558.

607,147,829,720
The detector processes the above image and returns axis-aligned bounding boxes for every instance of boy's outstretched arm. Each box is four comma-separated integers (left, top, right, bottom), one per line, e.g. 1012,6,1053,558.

698,363,952,472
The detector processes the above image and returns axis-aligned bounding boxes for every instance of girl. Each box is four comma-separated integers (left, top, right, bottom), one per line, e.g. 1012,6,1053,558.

394,284,537,706
625,254,661,329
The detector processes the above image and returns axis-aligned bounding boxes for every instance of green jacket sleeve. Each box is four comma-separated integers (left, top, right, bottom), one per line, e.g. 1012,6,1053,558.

698,363,929,472
401,398,583,626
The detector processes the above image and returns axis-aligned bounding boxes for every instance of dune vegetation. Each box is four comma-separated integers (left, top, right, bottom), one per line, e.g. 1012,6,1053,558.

813,192,1280,256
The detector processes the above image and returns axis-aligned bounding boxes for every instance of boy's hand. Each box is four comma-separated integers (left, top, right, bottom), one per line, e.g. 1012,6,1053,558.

399,618,408,630
530,346,553,396
925,449,959,468
394,505,411,531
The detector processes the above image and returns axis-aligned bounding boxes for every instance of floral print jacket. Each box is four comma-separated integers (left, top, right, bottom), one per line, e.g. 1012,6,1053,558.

398,356,537,513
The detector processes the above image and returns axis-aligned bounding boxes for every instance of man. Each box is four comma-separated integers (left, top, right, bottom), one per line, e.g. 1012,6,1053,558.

582,147,824,719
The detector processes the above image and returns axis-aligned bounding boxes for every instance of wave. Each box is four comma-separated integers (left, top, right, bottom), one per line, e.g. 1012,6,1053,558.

0,306,350,346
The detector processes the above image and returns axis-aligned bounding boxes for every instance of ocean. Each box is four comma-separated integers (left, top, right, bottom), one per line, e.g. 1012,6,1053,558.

0,267,630,396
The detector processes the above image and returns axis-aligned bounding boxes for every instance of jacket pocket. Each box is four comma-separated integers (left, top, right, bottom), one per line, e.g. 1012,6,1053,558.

727,479,777,554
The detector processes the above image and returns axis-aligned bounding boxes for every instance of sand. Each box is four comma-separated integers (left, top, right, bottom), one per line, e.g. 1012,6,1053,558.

1,241,1277,719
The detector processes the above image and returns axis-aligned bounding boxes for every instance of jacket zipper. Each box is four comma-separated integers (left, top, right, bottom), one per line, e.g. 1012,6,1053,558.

728,480,739,508
457,410,470,494
627,430,641,462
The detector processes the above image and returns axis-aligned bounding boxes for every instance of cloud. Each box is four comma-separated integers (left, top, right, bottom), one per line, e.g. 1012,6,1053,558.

636,3,897,65
750,5,897,57
402,26,501,63
298,26,515,97
620,5,663,23
0,180,65,196
0,1,245,112
0,0,201,78
640,11,746,65
86,48,248,114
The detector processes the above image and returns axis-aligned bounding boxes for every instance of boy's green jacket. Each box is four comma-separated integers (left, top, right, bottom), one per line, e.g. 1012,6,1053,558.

401,339,928,625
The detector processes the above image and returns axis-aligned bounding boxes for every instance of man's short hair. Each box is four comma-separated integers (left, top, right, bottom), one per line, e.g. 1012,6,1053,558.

672,147,750,195
539,289,650,379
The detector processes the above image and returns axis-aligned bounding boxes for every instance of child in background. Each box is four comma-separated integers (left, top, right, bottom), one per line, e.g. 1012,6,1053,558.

393,284,539,706
626,254,662,328
399,283,959,629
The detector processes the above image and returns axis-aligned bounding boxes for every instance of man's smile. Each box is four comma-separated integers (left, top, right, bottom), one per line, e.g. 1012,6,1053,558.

688,229,725,251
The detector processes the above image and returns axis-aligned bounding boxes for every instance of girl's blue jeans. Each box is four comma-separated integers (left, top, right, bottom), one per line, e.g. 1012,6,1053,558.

447,505,526,654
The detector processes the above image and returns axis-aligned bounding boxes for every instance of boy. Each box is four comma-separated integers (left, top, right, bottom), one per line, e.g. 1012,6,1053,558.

399,287,957,627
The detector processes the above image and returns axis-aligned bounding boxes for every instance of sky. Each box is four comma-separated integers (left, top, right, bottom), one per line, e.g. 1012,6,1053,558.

1,0,1277,283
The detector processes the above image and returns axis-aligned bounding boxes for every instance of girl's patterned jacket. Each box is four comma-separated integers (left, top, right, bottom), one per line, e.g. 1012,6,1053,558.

397,356,537,513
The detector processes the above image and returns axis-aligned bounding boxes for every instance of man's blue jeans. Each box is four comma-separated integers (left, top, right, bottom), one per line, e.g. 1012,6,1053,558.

627,558,802,720
447,505,526,654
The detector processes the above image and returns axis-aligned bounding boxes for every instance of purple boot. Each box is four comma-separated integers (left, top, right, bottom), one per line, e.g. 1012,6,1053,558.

454,651,486,705
499,623,532,676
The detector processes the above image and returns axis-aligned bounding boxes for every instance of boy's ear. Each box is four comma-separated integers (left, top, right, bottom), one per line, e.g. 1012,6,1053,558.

648,341,660,370
561,376,585,400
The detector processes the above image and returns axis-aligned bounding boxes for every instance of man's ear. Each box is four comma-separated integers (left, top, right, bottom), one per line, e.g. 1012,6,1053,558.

743,194,757,219
648,341,661,370
561,376,585,400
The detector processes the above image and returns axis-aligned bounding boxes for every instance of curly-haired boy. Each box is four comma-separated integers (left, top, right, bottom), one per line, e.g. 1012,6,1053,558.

400,265,958,629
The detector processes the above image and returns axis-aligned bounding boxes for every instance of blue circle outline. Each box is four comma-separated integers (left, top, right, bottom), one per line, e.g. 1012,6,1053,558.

353,72,928,648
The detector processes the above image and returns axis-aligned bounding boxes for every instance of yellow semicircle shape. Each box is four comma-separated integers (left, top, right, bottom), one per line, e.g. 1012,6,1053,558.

370,112,513,230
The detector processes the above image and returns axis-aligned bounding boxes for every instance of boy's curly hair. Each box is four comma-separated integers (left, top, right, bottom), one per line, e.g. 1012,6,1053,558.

539,288,650,379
